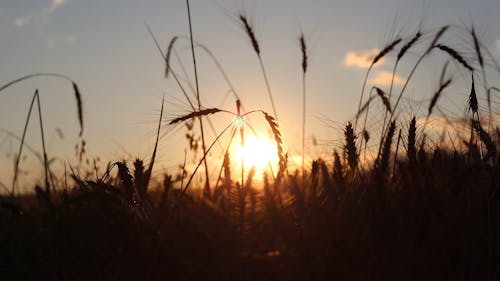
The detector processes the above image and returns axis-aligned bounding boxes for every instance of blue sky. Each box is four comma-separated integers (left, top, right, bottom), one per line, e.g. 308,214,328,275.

1,0,500,190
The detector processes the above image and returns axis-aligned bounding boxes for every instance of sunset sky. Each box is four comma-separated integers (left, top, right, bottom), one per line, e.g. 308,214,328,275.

1,0,500,189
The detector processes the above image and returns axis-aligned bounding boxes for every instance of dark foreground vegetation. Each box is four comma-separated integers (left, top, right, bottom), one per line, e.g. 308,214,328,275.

1,131,499,280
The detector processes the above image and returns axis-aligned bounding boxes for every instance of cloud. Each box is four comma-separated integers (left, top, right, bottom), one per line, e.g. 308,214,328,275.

344,49,382,68
47,39,55,48
496,39,500,52
13,0,68,27
64,35,78,44
43,35,77,48
369,71,405,86
15,17,30,27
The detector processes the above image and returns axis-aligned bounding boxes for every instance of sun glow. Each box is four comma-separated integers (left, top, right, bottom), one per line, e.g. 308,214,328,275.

230,134,279,178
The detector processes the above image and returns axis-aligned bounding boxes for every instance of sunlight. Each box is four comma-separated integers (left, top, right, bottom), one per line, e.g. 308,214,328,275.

230,134,279,178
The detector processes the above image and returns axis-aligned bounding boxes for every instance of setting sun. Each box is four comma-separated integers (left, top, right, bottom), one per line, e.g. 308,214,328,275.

231,134,279,176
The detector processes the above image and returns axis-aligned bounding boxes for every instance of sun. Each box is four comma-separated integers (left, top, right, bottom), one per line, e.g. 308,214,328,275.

230,134,279,176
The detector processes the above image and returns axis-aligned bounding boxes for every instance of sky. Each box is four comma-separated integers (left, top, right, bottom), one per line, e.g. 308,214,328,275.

1,0,500,191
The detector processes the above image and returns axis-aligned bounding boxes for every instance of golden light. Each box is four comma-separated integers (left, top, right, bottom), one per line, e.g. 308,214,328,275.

230,134,279,177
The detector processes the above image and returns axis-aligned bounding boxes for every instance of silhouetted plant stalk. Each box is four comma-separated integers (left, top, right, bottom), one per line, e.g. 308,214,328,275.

427,62,452,119
435,44,474,71
0,73,84,197
145,24,196,111
467,74,480,161
146,24,229,162
300,33,308,182
468,74,479,120
185,0,211,197
344,122,358,177
0,73,84,137
470,26,492,130
357,87,391,159
167,36,246,111
237,100,246,188
467,38,497,276
168,105,285,200
11,90,50,197
374,121,396,209
421,62,453,135
239,14,278,119
392,128,402,180
354,37,402,131
379,26,452,157
389,26,448,120
148,17,214,197
380,31,422,145
141,96,165,195
407,117,417,167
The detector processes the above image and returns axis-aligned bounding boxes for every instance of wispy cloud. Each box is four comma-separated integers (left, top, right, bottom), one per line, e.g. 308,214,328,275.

344,49,381,68
15,17,30,27
14,0,68,27
44,35,77,48
47,39,55,48
496,39,500,52
64,35,78,44
369,71,405,86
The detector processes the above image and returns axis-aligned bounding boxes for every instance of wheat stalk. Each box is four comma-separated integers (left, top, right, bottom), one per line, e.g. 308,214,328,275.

472,120,496,160
344,122,358,172
471,26,492,131
428,78,452,118
397,32,422,61
374,87,392,113
471,27,484,68
169,108,223,125
435,44,473,71
376,120,396,180
262,111,285,171
379,32,422,140
426,25,449,54
164,36,179,78
300,33,308,181
373,38,402,65
239,14,277,119
468,74,479,117
387,26,449,143
355,37,402,130
0,73,84,137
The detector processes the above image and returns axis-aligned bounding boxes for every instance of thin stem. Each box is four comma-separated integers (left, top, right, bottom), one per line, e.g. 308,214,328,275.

181,121,235,196
354,65,374,131
361,88,375,159
391,52,428,121
186,0,210,196
258,56,277,119
145,96,165,188
214,127,238,190
392,129,402,181
379,50,429,157
480,67,491,130
379,61,399,149
35,92,50,193
145,23,196,110
11,91,37,198
302,72,306,183
241,127,245,189
0,73,74,93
